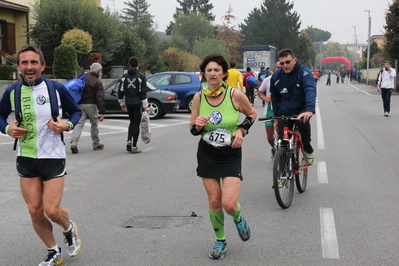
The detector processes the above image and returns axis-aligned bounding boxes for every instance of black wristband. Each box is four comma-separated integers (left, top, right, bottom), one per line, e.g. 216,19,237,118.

238,116,255,131
190,124,203,136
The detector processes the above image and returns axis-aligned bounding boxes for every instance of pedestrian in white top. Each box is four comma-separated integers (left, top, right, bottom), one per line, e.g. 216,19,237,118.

377,61,396,117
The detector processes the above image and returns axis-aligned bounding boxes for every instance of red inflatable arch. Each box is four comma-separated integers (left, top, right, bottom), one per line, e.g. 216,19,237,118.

321,56,351,69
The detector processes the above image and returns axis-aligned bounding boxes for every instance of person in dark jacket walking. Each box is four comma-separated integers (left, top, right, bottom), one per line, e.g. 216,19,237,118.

118,56,149,153
270,48,317,165
70,62,105,154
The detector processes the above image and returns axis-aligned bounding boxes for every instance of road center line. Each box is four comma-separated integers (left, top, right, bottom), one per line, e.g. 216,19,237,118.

320,208,340,259
317,161,328,184
316,104,325,150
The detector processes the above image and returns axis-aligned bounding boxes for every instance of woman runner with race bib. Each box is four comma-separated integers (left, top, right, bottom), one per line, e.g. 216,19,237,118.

190,54,257,260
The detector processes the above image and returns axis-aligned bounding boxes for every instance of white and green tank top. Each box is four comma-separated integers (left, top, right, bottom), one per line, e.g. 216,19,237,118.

200,86,239,147
10,81,65,159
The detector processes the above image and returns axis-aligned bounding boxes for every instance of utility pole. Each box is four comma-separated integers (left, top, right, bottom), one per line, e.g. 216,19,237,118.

365,10,371,85
352,26,358,65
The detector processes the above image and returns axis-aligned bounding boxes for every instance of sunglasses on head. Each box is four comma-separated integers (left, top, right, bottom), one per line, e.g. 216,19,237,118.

279,58,295,66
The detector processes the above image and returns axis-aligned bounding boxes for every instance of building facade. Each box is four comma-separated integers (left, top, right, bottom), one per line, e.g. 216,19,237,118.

0,0,101,57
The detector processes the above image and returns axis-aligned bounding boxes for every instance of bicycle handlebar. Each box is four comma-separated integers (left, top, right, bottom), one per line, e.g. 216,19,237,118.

258,115,299,122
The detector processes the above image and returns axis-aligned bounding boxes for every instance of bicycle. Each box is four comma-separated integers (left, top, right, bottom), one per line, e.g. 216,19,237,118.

258,115,309,209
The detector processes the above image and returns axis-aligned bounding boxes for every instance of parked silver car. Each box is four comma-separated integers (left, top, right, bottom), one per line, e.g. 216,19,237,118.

104,80,179,119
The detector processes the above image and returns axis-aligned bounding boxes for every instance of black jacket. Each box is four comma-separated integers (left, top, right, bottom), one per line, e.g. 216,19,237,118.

118,68,147,106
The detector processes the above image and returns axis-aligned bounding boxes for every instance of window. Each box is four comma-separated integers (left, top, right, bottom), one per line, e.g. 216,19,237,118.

148,74,172,87
175,75,191,85
0,20,16,55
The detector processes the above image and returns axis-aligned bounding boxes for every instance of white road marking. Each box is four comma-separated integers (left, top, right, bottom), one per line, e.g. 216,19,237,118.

348,82,372,96
318,161,328,184
316,104,325,150
320,208,340,259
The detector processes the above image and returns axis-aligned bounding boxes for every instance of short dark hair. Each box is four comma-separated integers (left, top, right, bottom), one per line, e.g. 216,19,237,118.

278,48,295,59
199,53,229,81
230,60,237,68
129,56,139,68
260,66,265,70
17,44,46,65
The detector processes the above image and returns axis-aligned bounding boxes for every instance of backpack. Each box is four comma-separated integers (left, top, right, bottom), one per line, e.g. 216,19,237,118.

13,79,60,150
63,74,87,103
259,71,267,83
246,75,258,87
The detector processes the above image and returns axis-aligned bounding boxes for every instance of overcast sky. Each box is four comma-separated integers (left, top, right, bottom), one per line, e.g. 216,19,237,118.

103,0,388,45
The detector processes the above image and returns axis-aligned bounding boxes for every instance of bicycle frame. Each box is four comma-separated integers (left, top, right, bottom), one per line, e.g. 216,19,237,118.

258,115,310,208
280,124,309,176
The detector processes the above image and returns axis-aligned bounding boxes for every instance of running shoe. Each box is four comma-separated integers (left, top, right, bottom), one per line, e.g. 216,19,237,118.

234,213,251,241
384,112,389,117
63,220,81,257
70,145,78,154
38,248,63,266
305,153,315,165
126,140,132,151
93,144,104,150
131,147,142,154
209,240,226,260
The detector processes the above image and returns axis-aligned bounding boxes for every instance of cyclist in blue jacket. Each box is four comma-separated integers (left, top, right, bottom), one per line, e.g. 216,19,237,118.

270,48,317,165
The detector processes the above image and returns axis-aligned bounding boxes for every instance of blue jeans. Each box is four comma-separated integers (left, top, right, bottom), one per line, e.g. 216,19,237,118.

381,88,393,113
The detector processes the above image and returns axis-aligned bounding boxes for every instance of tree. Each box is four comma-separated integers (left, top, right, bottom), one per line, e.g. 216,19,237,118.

192,37,230,61
61,28,93,68
296,30,316,69
384,0,399,61
53,44,79,79
240,0,301,52
120,0,157,58
30,0,122,69
217,5,242,61
166,0,215,35
111,24,146,66
171,13,215,52
305,26,331,55
305,26,331,43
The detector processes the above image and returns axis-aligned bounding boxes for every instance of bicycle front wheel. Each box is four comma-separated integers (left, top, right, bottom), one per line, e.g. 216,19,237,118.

273,147,294,209
295,146,308,193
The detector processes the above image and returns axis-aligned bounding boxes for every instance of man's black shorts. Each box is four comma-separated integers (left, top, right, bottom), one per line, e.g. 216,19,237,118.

16,157,66,181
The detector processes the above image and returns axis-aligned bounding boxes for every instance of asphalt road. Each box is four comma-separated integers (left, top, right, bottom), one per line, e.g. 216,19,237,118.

1,77,399,265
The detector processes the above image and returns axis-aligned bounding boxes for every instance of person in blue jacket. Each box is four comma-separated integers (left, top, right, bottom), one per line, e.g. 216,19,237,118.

270,48,317,165
0,45,82,266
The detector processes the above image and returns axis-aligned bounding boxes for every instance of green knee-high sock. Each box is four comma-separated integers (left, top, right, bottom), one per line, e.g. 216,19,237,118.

229,202,242,221
209,210,225,240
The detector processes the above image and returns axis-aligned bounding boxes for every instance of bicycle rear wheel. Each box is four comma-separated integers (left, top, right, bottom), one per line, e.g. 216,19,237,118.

273,147,294,209
295,146,308,193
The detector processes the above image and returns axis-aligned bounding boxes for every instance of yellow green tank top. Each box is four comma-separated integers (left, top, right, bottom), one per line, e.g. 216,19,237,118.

200,86,239,147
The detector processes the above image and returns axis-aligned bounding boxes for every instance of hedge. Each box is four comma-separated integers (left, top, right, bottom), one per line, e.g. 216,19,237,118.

0,65,17,80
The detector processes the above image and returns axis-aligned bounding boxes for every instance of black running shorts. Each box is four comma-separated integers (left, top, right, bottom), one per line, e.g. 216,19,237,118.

16,156,66,181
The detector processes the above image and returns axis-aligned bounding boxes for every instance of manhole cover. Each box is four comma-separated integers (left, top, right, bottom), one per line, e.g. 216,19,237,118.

123,216,203,229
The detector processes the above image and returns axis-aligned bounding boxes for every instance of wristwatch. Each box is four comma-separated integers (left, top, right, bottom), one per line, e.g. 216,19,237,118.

66,123,73,132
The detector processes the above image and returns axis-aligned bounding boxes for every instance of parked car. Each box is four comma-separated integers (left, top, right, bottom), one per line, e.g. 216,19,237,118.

103,80,179,119
147,72,202,112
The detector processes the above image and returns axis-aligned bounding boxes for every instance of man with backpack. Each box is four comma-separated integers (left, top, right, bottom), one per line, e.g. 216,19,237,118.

243,67,257,106
70,62,105,154
0,45,82,266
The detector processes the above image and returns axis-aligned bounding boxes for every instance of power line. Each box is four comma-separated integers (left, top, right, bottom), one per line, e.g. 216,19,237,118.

332,18,368,37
